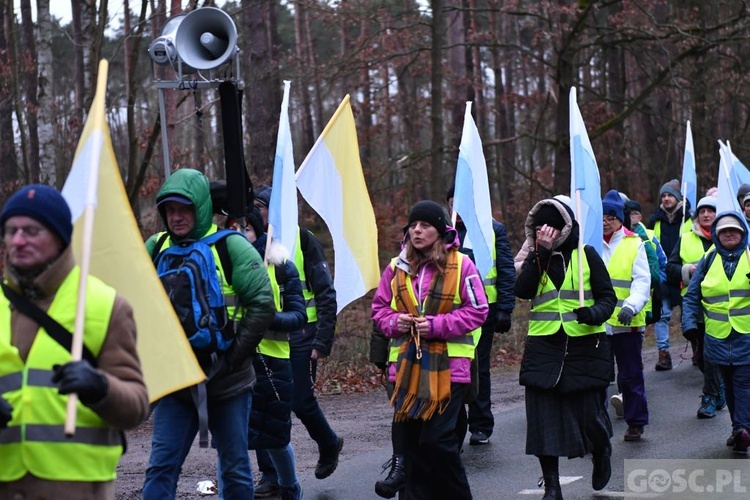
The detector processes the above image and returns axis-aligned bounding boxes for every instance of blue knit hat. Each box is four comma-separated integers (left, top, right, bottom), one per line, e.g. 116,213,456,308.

602,189,624,223
0,184,73,247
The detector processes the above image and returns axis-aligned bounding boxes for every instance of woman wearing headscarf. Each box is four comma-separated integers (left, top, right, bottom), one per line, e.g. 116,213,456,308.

515,198,617,499
372,200,488,499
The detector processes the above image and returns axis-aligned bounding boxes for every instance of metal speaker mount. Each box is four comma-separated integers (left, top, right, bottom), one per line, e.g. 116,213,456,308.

174,7,238,71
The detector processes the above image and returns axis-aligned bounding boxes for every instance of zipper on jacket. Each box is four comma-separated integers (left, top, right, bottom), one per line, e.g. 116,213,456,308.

553,334,569,387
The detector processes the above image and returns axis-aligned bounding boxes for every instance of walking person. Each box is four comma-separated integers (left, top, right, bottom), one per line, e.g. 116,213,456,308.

0,185,149,499
446,185,515,446
682,212,750,452
600,191,651,442
143,169,275,500
665,196,725,418
253,186,343,498
515,198,616,499
372,200,488,499
648,179,692,371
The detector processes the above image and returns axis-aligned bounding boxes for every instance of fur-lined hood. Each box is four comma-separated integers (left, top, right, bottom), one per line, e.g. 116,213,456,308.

523,198,577,250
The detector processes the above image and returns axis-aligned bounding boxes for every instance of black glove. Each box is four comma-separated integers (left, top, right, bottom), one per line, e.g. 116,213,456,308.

495,311,512,333
0,396,12,428
573,306,596,325
683,328,699,342
617,306,635,326
374,361,387,371
52,360,108,405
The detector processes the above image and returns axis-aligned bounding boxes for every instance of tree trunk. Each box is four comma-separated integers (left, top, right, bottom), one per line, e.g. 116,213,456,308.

20,0,39,183
0,1,18,190
5,1,30,183
429,0,445,199
36,0,56,184
294,1,314,153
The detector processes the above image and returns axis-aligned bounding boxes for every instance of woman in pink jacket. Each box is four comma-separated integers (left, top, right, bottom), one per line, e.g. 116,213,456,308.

372,200,488,500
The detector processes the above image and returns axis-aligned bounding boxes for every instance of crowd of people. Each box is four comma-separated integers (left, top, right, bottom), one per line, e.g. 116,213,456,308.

1,173,749,500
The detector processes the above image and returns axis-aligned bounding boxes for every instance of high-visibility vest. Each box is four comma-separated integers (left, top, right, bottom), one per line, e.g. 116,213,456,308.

527,249,603,337
679,231,714,296
257,263,291,359
653,219,692,242
606,236,647,328
294,230,318,324
387,252,480,362
701,252,750,339
155,224,242,322
0,267,123,482
483,245,498,304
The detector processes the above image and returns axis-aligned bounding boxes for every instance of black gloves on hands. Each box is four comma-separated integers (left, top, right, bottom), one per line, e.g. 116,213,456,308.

617,306,635,326
495,311,512,334
0,396,12,428
52,360,108,405
573,306,597,326
373,361,387,371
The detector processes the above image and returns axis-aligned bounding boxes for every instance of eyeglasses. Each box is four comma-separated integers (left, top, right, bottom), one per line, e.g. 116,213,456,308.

3,225,48,240
603,216,618,224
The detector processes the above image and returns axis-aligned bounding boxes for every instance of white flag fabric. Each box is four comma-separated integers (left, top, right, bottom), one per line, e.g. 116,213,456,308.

452,102,494,279
717,141,743,215
268,80,299,255
681,121,697,213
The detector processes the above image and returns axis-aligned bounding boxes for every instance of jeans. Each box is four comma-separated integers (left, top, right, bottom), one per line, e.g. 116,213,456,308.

255,445,299,488
611,332,649,427
654,294,672,351
719,364,750,432
467,308,496,436
143,391,253,500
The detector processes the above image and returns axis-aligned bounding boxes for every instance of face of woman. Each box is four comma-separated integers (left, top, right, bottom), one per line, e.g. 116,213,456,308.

408,221,440,251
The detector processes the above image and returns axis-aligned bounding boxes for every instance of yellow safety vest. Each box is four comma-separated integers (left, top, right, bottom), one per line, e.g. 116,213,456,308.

0,267,123,482
387,252,480,362
679,231,714,296
257,263,291,359
606,235,647,328
483,245,498,304
294,230,318,324
653,219,692,241
701,252,750,339
527,248,602,337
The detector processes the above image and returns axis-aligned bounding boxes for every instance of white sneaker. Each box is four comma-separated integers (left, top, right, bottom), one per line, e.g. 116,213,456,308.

610,393,624,419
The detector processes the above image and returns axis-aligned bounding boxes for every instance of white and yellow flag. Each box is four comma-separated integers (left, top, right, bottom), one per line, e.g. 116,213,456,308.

295,95,380,313
61,60,204,402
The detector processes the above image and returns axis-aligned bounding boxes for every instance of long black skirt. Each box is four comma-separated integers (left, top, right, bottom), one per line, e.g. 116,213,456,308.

525,386,613,458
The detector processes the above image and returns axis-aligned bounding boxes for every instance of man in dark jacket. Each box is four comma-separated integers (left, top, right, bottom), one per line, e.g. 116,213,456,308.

446,186,515,445
254,185,343,497
142,169,275,500
648,179,691,371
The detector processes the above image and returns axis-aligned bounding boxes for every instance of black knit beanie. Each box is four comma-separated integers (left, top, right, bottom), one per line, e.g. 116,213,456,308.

0,184,73,247
533,203,566,230
407,200,447,236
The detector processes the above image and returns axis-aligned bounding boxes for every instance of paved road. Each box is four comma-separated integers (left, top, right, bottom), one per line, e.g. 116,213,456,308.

300,348,748,500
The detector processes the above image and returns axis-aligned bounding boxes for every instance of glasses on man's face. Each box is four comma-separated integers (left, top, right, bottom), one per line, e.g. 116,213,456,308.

3,225,47,241
603,216,617,224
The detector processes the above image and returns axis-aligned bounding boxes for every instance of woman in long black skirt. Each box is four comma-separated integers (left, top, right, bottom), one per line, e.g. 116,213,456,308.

515,198,617,499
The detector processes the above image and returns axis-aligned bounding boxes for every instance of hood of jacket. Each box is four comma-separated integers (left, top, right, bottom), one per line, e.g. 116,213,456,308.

156,169,214,240
711,211,749,259
523,198,578,252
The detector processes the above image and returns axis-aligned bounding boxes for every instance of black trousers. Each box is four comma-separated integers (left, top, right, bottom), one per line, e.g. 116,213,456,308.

401,383,473,500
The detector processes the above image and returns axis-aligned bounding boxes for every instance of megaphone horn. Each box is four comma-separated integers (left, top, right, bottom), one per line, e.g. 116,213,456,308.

174,7,238,71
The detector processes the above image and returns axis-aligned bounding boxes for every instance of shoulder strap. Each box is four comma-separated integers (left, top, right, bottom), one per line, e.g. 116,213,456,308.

216,237,233,287
151,232,170,262
0,283,98,367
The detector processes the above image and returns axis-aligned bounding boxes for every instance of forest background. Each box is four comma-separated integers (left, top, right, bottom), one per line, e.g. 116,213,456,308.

1,0,746,388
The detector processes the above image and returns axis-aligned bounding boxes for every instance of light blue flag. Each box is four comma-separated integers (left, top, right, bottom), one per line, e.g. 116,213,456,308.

717,141,744,214
569,87,603,255
728,144,750,188
269,80,299,256
453,102,494,279
681,121,697,213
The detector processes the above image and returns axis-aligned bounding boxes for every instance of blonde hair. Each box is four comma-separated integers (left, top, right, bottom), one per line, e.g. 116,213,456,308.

405,238,448,277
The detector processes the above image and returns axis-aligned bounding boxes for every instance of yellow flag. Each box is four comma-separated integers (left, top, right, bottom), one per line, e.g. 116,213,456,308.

61,60,204,402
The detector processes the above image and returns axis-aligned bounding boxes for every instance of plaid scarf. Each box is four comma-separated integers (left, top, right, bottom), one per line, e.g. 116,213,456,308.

390,249,458,421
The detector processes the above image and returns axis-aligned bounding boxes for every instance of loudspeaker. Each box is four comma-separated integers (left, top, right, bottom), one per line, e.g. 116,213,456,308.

148,14,190,69
174,7,238,71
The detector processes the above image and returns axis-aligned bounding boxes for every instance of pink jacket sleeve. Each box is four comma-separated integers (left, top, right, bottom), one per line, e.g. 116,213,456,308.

423,256,488,340
371,263,403,339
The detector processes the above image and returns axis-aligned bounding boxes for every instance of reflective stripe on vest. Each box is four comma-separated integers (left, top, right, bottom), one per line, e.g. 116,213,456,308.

483,245,498,304
701,252,750,339
606,235,647,327
0,267,122,482
294,230,318,323
528,248,602,337
257,263,291,359
387,252,480,362
679,231,714,296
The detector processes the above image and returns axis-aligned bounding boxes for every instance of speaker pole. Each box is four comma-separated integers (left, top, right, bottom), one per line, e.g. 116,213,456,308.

157,87,171,177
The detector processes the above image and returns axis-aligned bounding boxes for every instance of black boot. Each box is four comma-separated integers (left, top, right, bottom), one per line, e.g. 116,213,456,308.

591,441,612,490
541,475,563,500
375,455,406,498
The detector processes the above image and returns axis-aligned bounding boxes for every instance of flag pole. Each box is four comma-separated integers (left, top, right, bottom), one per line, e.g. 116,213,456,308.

575,190,585,306
264,224,274,266
681,180,687,237
65,60,108,436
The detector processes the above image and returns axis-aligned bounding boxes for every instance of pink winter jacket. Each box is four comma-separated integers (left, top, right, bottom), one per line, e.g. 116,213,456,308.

371,230,488,383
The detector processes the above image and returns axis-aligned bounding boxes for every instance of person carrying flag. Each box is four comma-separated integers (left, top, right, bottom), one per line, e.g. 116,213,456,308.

0,185,149,499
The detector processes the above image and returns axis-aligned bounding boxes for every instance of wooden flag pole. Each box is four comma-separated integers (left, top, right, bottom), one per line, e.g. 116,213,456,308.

575,190,585,306
263,224,274,267
64,60,108,436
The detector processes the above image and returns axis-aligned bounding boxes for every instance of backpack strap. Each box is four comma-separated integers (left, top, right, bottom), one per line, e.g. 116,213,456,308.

216,237,233,287
150,233,170,262
1,283,98,367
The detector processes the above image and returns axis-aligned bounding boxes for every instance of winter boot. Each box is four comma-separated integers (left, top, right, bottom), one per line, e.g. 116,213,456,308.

278,482,303,500
540,475,563,500
697,394,717,419
375,455,406,498
591,441,612,490
655,350,672,371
